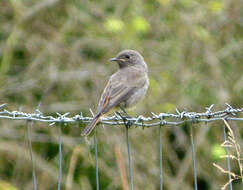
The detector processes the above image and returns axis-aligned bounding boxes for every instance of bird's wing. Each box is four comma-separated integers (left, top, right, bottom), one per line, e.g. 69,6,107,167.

96,74,137,115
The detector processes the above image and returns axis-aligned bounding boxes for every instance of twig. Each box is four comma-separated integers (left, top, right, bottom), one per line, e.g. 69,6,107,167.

223,124,233,190
115,146,129,190
213,119,243,189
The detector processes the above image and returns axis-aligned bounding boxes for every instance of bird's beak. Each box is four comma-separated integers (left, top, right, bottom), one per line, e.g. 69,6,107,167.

109,57,119,62
109,57,125,62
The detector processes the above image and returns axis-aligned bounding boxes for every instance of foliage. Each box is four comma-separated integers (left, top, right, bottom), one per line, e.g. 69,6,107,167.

0,0,242,189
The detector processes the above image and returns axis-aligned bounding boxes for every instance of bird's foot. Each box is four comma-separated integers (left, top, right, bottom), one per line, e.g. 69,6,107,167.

115,111,134,128
125,119,134,128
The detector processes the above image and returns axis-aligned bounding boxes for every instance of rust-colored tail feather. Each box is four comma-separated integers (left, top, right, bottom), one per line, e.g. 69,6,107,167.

81,114,101,136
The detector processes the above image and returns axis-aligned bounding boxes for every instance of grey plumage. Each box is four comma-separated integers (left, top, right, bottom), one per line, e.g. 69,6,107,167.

81,49,149,136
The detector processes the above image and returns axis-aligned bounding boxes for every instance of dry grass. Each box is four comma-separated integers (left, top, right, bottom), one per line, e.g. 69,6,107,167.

0,0,243,189
213,119,243,189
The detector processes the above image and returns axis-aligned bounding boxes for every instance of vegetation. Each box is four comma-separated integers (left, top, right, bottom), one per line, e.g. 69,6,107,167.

0,0,242,189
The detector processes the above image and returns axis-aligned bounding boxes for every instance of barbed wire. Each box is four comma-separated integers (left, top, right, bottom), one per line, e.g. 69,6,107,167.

1,103,242,190
0,103,242,127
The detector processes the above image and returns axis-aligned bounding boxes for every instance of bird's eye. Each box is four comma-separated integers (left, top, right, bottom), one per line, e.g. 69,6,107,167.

125,55,130,59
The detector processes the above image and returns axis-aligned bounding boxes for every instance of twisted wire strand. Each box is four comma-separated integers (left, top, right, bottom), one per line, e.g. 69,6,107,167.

0,104,242,127
1,103,242,190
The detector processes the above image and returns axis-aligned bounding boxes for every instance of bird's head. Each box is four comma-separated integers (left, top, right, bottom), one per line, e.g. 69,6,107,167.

109,49,147,71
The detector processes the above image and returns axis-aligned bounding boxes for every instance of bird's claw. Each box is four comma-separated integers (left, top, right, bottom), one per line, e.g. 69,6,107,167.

115,111,133,128
125,120,134,128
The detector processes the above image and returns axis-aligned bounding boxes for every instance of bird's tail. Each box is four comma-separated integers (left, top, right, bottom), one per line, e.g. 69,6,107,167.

81,113,102,136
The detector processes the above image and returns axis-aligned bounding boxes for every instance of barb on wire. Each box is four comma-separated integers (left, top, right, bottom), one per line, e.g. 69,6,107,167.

0,104,242,128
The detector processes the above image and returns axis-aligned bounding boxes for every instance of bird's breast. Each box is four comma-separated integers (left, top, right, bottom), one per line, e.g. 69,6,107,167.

123,75,149,108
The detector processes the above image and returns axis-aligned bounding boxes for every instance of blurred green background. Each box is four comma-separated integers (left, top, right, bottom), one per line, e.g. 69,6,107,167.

0,0,242,189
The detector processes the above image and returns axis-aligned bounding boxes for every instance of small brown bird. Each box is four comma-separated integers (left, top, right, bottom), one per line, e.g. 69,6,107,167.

81,49,149,136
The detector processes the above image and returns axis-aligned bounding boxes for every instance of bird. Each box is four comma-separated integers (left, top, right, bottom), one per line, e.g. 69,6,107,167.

81,49,149,136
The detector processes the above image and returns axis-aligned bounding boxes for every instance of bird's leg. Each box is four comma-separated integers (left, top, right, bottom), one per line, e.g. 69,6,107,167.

119,105,133,128
119,105,129,116
115,111,127,126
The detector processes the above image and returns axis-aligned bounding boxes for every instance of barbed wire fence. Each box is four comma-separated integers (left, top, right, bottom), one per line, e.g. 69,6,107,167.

0,103,243,190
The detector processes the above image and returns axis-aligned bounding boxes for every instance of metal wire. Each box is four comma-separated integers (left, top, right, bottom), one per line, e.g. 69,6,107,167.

126,127,134,190
88,109,100,190
1,103,243,189
223,125,233,190
159,126,163,190
190,126,198,190
26,121,38,190
57,125,62,190
0,103,242,127
94,128,100,190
